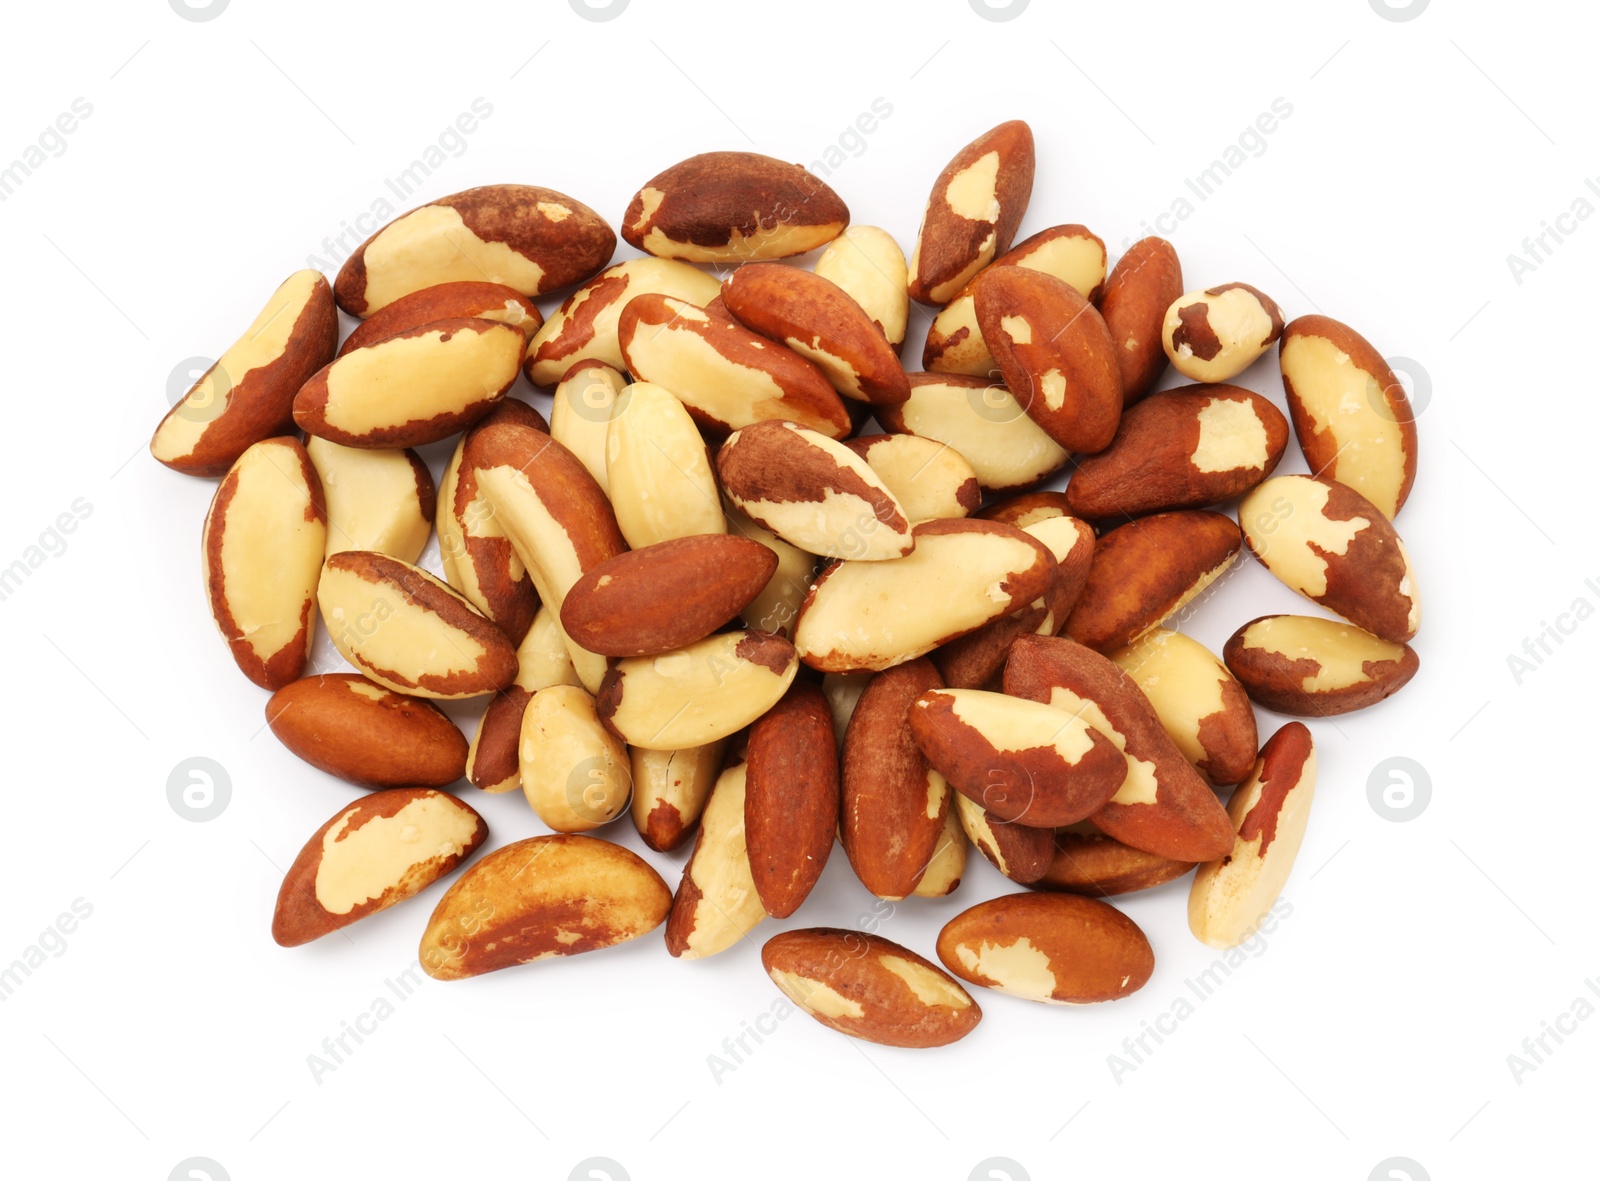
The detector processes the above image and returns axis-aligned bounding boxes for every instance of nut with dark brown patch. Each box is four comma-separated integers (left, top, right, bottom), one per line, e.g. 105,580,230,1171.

631,740,728,852
622,152,848,263
745,682,839,918
953,794,1055,884
1161,282,1284,383
844,434,981,524
1066,385,1288,520
1223,614,1420,716
267,674,468,788
337,281,542,357
877,374,1069,492
1107,628,1257,785
419,834,671,979
909,121,1036,306
1032,826,1196,897
335,185,616,316
465,607,582,794
977,490,1073,529
1097,237,1182,403
665,762,767,959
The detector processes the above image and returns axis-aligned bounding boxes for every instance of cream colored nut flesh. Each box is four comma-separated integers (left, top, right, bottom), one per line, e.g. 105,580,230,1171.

911,802,969,897
519,684,631,832
883,376,1068,492
1108,628,1255,783
630,740,728,852
813,225,909,345
1161,284,1284,383
549,364,627,494
605,382,726,548
306,437,433,563
849,434,980,524
666,764,766,959
726,504,816,639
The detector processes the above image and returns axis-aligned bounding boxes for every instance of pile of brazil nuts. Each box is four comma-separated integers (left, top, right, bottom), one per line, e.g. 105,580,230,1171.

152,119,1420,1049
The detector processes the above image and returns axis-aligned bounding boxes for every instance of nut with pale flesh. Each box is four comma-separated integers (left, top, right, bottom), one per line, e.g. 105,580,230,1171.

306,436,435,564
1097,237,1182,403
794,518,1058,673
548,362,626,494
1033,826,1195,897
618,294,852,439
1224,614,1419,716
293,318,525,449
909,120,1035,305
844,434,981,524
878,374,1069,493
1239,475,1419,643
519,684,631,833
813,225,909,345
273,789,487,947
665,763,766,959
317,551,518,699
201,437,326,690
267,674,468,788
936,892,1153,1004
338,281,542,357
1107,628,1257,785
912,803,969,897
335,184,615,315
954,793,1055,884
1190,723,1316,949
1064,510,1242,653
1162,283,1284,383
419,834,671,979
465,607,582,794
1066,385,1288,521
745,682,839,918
718,419,913,561
606,381,726,548
924,224,1108,377
722,263,910,406
152,270,337,477
631,740,728,853
762,929,981,1048
977,490,1072,529
726,503,816,639
524,259,722,387
1279,315,1417,520
597,630,799,750
623,152,848,263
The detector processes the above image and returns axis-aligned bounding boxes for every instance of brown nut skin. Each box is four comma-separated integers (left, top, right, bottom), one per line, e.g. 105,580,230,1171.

955,795,1056,884
841,659,951,900
978,490,1073,529
1067,385,1289,521
1033,827,1195,896
631,741,728,852
1279,315,1418,520
561,535,777,658
335,185,616,316
1064,510,1242,652
622,152,848,262
1003,634,1236,863
762,929,981,1048
909,120,1035,306
745,683,840,918
1163,282,1285,383
1224,614,1420,716
617,293,853,439
420,835,671,980
722,263,910,406
338,282,542,357
936,892,1154,1004
974,267,1123,454
273,789,487,947
266,674,468,788
1239,475,1419,643
1097,237,1182,404
152,270,338,477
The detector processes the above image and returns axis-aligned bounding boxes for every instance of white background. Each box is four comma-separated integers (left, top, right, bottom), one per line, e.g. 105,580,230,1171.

0,1,1593,1178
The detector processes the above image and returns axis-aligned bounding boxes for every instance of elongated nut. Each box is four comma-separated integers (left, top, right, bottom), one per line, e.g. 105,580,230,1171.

466,607,582,793
718,420,913,560
201,437,326,689
317,551,518,699
722,263,910,406
911,802,969,897
726,503,816,638
844,434,981,524
597,630,799,750
1098,237,1182,403
519,684,631,833
273,789,487,947
548,362,627,493
335,184,615,315
1162,283,1284,382
338,281,542,357
1279,315,1418,520
1190,723,1316,948
745,683,839,917
306,436,435,563
631,740,728,852
1033,827,1195,896
813,225,909,345
909,120,1035,305
617,294,852,439
665,763,765,958
1107,628,1257,785
419,834,670,980
1224,614,1419,716
762,929,981,1048
606,381,726,548
936,892,1153,1004
878,374,1068,492
954,794,1055,884
1240,474,1420,643
267,674,468,788
524,259,721,387
152,270,337,477
294,318,526,449
622,152,848,263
